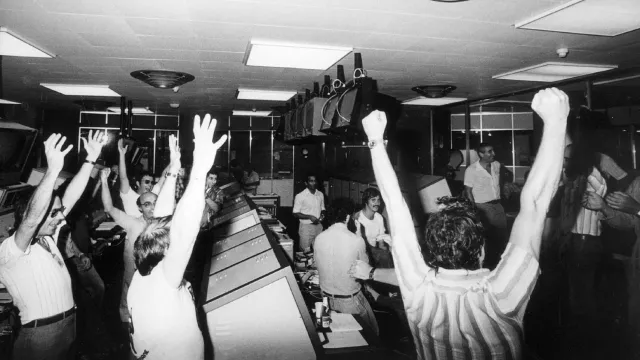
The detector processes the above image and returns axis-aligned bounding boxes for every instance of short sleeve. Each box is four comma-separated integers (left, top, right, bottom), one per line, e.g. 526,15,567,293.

463,166,474,187
292,193,302,213
487,244,540,317
0,235,29,267
599,153,628,181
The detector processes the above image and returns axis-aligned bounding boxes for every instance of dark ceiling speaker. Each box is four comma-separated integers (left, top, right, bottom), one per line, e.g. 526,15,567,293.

73,100,114,111
412,85,457,98
130,70,195,89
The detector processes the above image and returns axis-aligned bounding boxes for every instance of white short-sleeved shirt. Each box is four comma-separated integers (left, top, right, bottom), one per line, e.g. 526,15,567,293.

464,161,501,204
120,189,142,217
0,229,74,324
355,211,386,247
128,265,204,360
293,188,325,224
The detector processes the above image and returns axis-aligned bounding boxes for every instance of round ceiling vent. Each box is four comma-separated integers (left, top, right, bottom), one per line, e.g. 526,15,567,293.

130,70,195,89
411,85,457,98
73,100,115,111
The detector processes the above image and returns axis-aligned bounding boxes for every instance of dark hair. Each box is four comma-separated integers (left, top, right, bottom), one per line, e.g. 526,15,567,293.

207,168,218,177
477,142,492,154
134,216,172,276
135,171,154,183
361,187,381,206
305,172,317,182
423,196,485,271
327,198,354,225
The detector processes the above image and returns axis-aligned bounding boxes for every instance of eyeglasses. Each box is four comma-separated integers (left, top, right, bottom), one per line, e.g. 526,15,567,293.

141,202,156,207
51,206,66,218
143,179,156,185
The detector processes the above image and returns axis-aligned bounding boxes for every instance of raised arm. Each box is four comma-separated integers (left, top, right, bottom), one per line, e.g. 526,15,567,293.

362,110,430,295
14,134,73,251
61,130,107,216
117,139,132,194
154,135,180,217
510,88,569,260
100,168,136,227
162,114,227,288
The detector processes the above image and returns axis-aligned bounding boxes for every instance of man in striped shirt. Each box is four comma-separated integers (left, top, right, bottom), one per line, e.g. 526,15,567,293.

361,87,569,360
0,131,107,360
560,142,607,333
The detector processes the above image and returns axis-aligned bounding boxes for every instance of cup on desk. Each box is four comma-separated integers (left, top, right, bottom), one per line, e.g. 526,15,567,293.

315,302,323,325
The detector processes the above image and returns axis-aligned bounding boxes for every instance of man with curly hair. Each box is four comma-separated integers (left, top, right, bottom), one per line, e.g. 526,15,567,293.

357,88,569,360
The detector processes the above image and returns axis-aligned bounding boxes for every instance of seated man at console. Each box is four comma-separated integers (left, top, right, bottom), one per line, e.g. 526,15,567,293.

314,198,379,335
359,88,569,359
0,131,107,360
127,114,227,359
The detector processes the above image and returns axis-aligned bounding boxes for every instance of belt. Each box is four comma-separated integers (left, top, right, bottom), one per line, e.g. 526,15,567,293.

323,289,361,299
22,307,76,328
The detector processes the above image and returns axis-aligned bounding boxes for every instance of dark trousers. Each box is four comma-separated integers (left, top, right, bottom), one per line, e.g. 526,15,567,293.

476,202,508,269
13,313,76,360
565,233,603,322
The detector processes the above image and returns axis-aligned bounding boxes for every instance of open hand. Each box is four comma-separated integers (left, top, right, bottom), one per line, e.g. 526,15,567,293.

44,134,73,173
348,260,373,280
117,138,128,154
606,192,640,215
192,114,227,172
531,88,570,125
362,110,387,141
168,134,181,171
82,129,108,162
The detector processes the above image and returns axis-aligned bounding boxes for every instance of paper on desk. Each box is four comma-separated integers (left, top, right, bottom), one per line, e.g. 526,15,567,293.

320,330,368,348
330,313,363,332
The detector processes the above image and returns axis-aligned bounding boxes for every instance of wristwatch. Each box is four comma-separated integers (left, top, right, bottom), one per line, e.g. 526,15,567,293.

367,139,384,149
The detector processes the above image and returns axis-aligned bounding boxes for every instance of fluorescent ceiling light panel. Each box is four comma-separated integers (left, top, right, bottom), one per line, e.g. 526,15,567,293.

493,62,616,82
41,84,121,97
246,39,352,70
0,99,21,105
107,107,154,114
515,0,640,37
402,97,467,106
0,27,53,58
232,110,272,117
237,88,297,101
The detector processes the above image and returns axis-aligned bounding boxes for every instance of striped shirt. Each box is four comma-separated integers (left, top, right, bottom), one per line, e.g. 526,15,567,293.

0,230,74,324
408,244,539,360
562,167,607,236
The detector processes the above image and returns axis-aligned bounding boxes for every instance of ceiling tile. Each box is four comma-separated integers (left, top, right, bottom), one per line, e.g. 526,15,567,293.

112,0,191,20
127,18,195,37
138,36,201,50
77,32,142,47
36,0,121,16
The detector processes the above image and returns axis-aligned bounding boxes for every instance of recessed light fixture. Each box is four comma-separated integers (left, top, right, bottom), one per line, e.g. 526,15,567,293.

107,106,154,114
492,62,617,82
130,70,195,89
245,39,352,70
237,88,297,101
41,84,121,97
0,27,53,58
515,0,640,37
232,110,272,117
0,99,21,105
402,96,468,106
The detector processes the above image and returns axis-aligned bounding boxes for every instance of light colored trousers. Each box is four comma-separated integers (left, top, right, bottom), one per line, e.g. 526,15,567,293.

298,223,323,253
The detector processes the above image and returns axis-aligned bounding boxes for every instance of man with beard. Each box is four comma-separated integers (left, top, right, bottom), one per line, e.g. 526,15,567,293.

0,131,107,360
